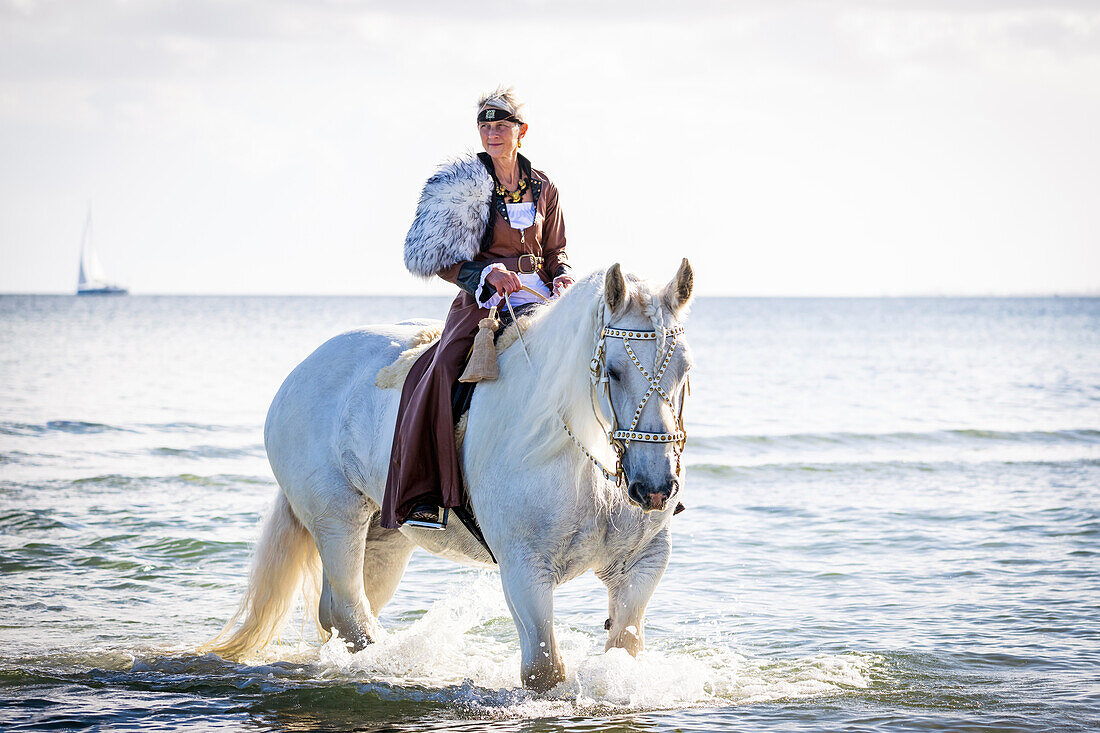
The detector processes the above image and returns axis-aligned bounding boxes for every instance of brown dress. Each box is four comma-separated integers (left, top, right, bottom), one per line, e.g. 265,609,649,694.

380,157,569,529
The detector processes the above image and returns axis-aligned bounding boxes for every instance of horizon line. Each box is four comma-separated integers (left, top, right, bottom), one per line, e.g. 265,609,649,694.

3,290,1099,299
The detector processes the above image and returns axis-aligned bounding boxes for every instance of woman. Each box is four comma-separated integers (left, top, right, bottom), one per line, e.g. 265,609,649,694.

382,87,574,530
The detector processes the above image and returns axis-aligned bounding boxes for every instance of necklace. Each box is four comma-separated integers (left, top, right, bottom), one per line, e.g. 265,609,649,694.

495,177,529,204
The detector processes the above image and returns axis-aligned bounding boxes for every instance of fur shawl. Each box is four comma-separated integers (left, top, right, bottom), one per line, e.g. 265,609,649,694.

403,154,493,278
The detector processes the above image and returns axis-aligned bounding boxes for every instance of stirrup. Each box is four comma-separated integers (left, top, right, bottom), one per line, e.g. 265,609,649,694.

404,506,449,531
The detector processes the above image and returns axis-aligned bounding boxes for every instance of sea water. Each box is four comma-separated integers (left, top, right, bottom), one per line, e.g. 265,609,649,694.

0,294,1097,731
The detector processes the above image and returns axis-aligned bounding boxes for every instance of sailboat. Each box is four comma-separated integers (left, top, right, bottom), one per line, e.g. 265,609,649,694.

77,207,128,296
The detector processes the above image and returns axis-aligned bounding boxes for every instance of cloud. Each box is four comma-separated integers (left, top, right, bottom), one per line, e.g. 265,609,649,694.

2,0,1098,294
4,1,1099,97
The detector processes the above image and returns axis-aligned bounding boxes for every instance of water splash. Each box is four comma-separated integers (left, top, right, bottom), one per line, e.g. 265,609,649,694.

257,574,885,716
314,575,517,689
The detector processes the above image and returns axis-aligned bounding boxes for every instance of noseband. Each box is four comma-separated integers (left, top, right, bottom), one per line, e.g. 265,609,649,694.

564,322,689,486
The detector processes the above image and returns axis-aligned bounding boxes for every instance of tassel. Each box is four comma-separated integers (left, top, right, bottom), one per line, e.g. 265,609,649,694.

459,306,500,383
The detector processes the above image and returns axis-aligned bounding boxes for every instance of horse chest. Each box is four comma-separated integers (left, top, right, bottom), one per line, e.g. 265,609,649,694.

551,513,666,579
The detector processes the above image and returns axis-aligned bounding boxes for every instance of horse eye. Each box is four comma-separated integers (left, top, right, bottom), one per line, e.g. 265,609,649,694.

607,368,621,382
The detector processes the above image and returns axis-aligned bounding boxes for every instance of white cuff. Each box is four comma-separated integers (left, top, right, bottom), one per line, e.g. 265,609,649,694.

476,263,507,307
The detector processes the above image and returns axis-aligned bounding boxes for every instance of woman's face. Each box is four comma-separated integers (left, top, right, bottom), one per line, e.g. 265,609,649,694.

479,119,527,159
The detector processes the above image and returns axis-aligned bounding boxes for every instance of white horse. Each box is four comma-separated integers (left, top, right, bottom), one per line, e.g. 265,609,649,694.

205,260,695,691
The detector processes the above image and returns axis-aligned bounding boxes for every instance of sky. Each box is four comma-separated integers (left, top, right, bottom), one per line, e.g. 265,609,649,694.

1,0,1098,296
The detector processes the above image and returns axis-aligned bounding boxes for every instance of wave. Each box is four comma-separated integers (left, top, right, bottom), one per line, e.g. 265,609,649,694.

689,456,1100,479
1,535,252,577
0,420,254,437
151,444,264,459
0,508,70,533
0,473,272,500
0,420,133,436
67,473,271,488
139,536,250,560
139,422,254,434
689,428,1100,453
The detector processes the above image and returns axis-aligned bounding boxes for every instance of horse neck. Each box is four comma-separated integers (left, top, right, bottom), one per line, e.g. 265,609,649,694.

486,279,612,474
526,283,605,421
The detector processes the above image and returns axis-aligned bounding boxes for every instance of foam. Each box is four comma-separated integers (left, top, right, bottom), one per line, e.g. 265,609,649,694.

287,574,881,716
314,575,516,689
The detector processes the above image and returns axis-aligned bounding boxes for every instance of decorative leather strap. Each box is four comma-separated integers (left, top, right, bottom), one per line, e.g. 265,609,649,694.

612,429,686,443
603,325,685,340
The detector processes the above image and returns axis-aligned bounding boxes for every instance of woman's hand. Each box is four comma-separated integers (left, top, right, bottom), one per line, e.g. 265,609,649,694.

485,267,522,297
553,275,575,296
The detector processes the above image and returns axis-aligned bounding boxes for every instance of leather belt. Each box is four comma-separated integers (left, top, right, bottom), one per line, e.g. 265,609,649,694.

482,254,545,276
517,254,543,274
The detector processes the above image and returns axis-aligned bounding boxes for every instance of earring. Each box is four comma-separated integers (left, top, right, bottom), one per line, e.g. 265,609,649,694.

518,139,523,148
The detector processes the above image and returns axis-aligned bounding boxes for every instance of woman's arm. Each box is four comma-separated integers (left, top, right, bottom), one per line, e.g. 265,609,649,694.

437,261,483,293
541,182,573,291
438,261,520,302
541,183,570,277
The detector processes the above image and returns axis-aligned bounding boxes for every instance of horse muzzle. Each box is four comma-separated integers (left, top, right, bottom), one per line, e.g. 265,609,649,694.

627,478,679,512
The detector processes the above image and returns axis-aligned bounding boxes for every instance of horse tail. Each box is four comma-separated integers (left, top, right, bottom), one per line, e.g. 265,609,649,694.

201,490,320,660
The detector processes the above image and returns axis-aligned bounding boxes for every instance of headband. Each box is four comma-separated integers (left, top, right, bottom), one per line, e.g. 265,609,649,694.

477,107,521,124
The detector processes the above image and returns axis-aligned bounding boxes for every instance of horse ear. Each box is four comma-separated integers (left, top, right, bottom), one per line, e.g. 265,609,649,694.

605,263,627,313
662,258,694,315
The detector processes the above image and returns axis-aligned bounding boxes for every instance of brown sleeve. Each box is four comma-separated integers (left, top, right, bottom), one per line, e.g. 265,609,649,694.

437,262,461,285
540,181,569,277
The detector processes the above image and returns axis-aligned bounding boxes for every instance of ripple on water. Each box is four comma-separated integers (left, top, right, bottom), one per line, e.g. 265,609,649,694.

0,420,133,436
689,427,1100,453
139,537,250,561
2,297,1099,731
0,508,70,532
150,445,265,460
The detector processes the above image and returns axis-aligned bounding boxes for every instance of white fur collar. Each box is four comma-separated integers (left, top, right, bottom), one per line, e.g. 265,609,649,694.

403,153,493,278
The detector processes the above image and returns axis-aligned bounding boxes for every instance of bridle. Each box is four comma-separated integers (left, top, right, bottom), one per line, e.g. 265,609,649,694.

563,322,689,487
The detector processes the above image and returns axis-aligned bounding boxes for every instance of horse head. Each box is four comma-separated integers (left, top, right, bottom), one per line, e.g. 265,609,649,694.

598,259,694,512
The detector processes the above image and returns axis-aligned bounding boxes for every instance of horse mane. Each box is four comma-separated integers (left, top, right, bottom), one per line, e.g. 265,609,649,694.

495,267,676,512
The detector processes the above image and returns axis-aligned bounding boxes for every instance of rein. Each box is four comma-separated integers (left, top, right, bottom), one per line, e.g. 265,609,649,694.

501,286,551,366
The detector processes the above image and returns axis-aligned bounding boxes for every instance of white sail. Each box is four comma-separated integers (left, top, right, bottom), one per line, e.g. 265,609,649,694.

77,206,127,295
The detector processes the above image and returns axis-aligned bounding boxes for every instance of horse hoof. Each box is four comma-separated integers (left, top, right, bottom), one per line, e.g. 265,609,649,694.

345,636,373,653
523,663,567,693
604,617,611,630
334,627,374,653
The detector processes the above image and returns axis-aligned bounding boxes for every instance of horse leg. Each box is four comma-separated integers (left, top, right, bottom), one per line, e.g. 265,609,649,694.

597,530,671,656
360,511,415,618
310,489,378,651
318,511,412,638
500,563,566,692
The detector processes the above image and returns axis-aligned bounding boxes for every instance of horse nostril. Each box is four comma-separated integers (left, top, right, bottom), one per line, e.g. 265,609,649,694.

645,491,668,511
629,480,678,512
